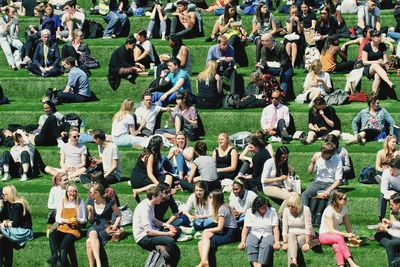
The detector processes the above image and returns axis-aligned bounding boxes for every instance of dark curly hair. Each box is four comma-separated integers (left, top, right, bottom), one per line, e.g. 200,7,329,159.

251,196,271,214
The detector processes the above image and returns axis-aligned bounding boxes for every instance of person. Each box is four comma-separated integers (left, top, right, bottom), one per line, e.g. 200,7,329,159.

99,0,129,39
152,183,181,227
47,172,69,224
146,2,168,40
376,135,399,175
92,129,122,185
152,58,192,107
300,96,341,145
0,185,33,266
57,56,91,103
1,129,35,182
159,36,192,75
251,3,278,62
196,190,237,267
262,146,294,210
60,0,85,42
238,196,280,267
257,33,294,97
183,141,221,192
111,99,144,147
48,184,86,266
134,29,156,68
325,134,353,185
319,191,359,267
320,35,354,73
348,94,395,145
27,29,63,77
302,142,342,207
48,0,68,15
379,158,400,222
170,0,198,39
181,181,214,231
356,0,381,37
133,186,180,267
285,5,303,67
260,90,292,142
61,28,93,74
314,6,338,52
375,193,400,267
86,183,122,267
130,135,173,197
107,36,145,90
340,26,373,67
362,30,395,94
229,178,257,226
0,6,24,70
282,193,314,267
206,2,242,42
167,131,194,180
206,35,238,96
212,133,239,180
302,59,333,106
300,2,317,46
196,60,223,107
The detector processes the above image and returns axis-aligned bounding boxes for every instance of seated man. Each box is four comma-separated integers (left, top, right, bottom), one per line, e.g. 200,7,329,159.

108,36,145,90
257,33,294,99
152,58,192,107
229,178,257,226
206,35,238,96
57,56,91,103
60,0,85,41
260,90,292,143
356,0,381,37
135,90,171,136
155,183,183,227
170,0,198,39
99,0,129,39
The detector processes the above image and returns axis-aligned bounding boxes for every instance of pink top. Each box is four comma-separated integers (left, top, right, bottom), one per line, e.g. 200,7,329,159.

357,38,370,61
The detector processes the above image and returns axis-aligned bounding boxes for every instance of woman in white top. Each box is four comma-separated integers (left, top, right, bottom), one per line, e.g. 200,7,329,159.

282,193,314,267
376,135,398,174
47,172,69,223
134,29,155,68
167,131,194,180
238,196,280,267
111,99,145,147
319,191,359,267
303,60,332,107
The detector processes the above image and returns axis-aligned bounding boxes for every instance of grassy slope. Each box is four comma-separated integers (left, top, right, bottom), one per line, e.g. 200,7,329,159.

0,1,400,266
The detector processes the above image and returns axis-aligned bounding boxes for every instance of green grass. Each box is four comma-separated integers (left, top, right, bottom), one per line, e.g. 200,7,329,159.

0,1,400,266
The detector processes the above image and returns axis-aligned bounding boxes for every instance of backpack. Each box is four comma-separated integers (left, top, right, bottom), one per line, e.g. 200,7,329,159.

260,74,281,100
183,111,205,141
223,94,240,109
145,250,166,267
82,20,104,39
229,131,252,149
64,113,83,132
359,165,378,184
79,52,100,69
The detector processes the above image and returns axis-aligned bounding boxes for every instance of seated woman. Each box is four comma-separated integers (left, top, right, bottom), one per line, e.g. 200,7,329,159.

196,60,222,108
262,146,294,211
1,130,36,182
61,29,93,74
146,3,168,40
167,131,194,180
238,196,280,267
285,5,303,67
167,36,192,75
0,185,33,266
47,173,68,224
27,29,63,77
134,29,157,69
282,193,314,267
201,0,226,13
183,141,221,193
348,94,395,145
111,99,145,147
314,6,338,52
340,26,373,67
300,2,317,46
48,184,86,266
320,35,354,74
362,30,395,94
212,132,239,180
376,135,398,175
181,181,215,231
300,96,341,145
319,190,359,267
229,178,257,226
86,184,122,267
301,59,333,107
131,135,174,197
325,134,353,185
196,189,237,267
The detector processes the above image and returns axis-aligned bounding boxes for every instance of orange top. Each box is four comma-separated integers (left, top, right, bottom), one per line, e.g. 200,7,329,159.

320,52,336,73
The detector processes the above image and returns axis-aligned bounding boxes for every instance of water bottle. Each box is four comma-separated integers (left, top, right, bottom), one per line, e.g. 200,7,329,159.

80,120,86,134
164,120,169,128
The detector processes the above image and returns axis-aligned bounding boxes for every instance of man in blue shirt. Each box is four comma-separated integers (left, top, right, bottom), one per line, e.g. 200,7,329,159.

152,58,191,106
57,56,91,103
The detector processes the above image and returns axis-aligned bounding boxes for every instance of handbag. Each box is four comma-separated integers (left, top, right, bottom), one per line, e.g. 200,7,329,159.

304,28,316,46
145,249,167,267
0,226,33,247
105,225,125,242
348,92,369,102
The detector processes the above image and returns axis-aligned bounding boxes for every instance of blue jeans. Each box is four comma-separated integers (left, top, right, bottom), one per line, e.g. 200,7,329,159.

175,153,189,176
151,91,177,106
264,67,293,94
236,213,246,227
193,217,216,231
388,32,400,41
102,10,128,36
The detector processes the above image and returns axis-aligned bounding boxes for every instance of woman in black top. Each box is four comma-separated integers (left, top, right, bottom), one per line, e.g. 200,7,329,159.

284,5,303,67
0,185,33,266
362,30,395,94
314,6,338,52
300,96,341,144
61,29,92,74
300,2,317,30
212,133,239,180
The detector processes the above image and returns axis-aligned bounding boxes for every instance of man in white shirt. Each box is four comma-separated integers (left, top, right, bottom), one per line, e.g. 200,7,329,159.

356,0,381,37
379,158,400,221
92,129,122,185
229,178,257,226
133,186,180,267
61,1,85,41
260,90,292,142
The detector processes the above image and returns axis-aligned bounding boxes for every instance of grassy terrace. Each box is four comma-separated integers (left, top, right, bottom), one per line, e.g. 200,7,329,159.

0,1,400,266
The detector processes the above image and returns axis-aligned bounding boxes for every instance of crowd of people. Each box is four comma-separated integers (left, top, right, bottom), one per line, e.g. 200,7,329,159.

1,0,400,266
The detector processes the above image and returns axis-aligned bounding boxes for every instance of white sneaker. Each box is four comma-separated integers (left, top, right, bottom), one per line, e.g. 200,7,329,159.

20,174,28,182
177,234,193,242
1,173,10,182
194,231,203,239
180,226,195,235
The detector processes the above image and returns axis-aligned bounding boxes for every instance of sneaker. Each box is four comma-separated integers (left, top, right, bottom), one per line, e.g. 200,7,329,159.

177,234,193,242
299,137,309,145
102,35,112,39
1,173,10,182
180,226,195,235
20,173,28,182
194,231,203,239
111,34,117,38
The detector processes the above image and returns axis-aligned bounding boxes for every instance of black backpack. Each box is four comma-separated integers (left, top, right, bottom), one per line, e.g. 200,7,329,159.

64,113,83,132
359,165,378,184
82,20,104,39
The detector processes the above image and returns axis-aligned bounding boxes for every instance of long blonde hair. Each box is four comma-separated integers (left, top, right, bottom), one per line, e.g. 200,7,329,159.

3,185,31,215
308,60,322,83
197,60,217,85
112,99,133,122
383,135,398,161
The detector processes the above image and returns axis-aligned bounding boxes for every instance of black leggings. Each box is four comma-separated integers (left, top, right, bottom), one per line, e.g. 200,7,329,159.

34,115,61,146
2,150,32,178
333,60,355,73
0,237,13,267
49,230,78,267
25,34,40,59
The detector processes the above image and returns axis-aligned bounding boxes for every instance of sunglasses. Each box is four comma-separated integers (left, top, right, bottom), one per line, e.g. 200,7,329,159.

71,135,80,139
340,197,348,200
271,97,280,100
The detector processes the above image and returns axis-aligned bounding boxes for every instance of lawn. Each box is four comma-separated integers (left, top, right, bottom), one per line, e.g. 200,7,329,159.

0,0,400,266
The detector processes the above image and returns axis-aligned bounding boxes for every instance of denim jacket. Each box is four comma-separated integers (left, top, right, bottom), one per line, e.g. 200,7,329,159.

351,107,394,135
